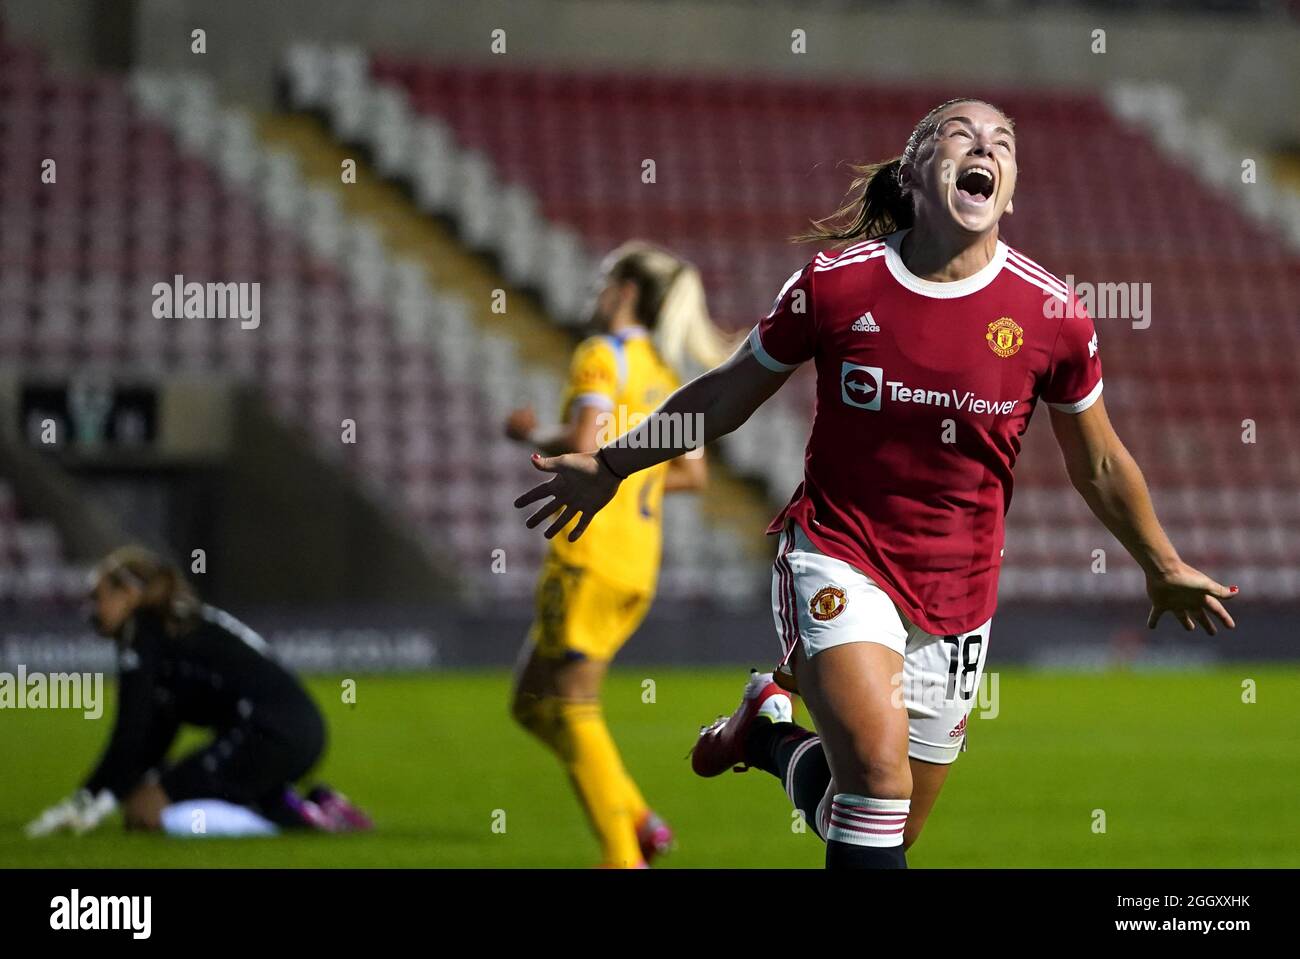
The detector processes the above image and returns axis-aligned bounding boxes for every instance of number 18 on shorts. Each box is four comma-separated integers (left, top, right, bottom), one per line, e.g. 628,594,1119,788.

772,523,991,765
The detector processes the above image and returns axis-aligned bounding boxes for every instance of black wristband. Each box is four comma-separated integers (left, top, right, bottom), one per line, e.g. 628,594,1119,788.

595,448,627,481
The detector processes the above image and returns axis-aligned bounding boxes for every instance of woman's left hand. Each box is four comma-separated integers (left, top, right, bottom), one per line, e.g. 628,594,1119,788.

514,451,621,541
1146,561,1238,635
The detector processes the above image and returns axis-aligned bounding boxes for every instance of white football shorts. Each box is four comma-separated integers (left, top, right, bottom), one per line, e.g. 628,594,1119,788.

770,521,992,765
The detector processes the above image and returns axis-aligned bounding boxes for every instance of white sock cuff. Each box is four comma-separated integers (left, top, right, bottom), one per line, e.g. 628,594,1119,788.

825,793,910,848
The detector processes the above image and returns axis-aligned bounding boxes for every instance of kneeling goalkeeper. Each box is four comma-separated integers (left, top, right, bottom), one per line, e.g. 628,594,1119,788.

25,546,371,837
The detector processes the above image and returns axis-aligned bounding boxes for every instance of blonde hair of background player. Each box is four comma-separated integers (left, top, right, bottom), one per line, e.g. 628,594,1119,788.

601,240,735,377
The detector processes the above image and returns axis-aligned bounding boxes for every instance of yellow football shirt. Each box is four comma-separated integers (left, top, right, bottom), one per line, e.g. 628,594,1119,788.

548,328,679,594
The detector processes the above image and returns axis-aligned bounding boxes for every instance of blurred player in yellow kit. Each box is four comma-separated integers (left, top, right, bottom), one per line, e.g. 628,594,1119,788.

504,242,733,867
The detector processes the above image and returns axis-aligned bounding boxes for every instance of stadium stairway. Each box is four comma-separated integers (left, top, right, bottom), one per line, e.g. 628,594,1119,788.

0,30,470,609
108,64,774,605
249,106,777,602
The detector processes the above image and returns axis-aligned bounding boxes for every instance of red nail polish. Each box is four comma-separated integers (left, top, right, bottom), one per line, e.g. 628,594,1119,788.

1230,585,1239,592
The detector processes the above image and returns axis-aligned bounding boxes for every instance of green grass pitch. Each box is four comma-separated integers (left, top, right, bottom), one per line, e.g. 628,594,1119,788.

2,667,1297,868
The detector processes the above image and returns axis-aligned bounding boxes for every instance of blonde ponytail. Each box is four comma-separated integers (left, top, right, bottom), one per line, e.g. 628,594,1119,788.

652,263,734,376
605,241,738,378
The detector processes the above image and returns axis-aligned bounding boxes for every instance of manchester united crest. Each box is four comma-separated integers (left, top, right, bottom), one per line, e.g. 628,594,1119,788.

809,585,848,622
985,316,1024,358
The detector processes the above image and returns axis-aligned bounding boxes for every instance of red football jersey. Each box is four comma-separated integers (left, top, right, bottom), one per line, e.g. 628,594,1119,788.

751,229,1103,635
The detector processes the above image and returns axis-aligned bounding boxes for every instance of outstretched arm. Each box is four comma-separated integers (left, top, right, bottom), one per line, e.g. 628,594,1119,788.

515,339,790,540
1048,398,1237,633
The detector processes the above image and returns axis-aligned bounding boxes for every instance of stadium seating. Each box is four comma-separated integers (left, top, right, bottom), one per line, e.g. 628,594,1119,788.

0,37,759,604
288,49,1300,600
4,30,1295,607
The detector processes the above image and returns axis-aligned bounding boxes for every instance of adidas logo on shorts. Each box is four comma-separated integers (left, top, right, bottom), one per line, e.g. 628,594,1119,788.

949,715,967,739
851,312,880,333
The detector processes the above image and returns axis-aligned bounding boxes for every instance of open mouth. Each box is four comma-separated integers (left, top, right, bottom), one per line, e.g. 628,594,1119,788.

955,167,995,204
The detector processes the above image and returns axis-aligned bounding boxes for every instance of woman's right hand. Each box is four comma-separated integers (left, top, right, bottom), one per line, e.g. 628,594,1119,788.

514,452,621,541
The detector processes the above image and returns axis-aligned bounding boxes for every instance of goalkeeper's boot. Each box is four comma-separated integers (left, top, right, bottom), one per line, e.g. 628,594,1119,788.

279,788,337,831
307,784,374,832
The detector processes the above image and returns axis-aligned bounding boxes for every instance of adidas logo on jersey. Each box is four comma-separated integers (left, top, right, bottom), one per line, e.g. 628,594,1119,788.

851,312,880,333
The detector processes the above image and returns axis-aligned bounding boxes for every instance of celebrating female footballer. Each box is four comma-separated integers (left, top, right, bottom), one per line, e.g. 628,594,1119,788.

504,242,731,868
515,99,1238,869
25,546,372,838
